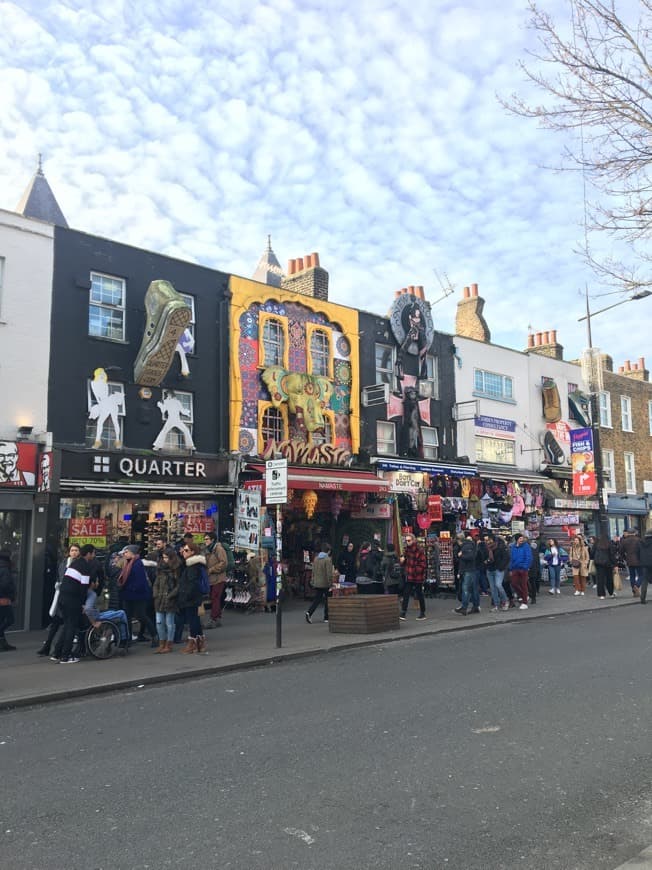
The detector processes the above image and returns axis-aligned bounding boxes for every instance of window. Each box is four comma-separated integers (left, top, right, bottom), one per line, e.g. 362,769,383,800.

475,435,516,465
624,452,636,493
89,272,125,340
421,426,439,460
0,256,5,320
308,327,331,377
419,355,439,400
620,396,633,432
375,343,394,386
649,401,652,436
598,391,612,427
259,313,288,368
179,293,196,347
258,403,288,453
85,380,125,448
310,412,334,446
473,368,514,402
377,420,396,455
602,449,615,491
162,391,193,452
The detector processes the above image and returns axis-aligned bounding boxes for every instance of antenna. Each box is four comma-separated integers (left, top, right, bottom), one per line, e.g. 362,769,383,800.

430,268,455,306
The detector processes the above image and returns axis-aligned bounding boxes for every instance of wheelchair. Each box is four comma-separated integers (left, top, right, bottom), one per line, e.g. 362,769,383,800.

71,614,130,660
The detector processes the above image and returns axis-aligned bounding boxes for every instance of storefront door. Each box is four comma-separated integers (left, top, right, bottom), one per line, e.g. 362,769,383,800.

0,509,29,630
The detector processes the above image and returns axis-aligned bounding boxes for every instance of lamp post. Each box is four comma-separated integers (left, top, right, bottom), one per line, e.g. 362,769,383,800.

577,289,651,538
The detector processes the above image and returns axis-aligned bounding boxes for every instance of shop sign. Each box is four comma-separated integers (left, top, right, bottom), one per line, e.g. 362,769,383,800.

384,470,424,493
236,489,261,550
474,415,516,440
427,495,443,521
546,421,571,444
570,427,597,496
69,518,107,548
350,503,392,519
262,439,351,466
553,497,599,510
265,458,287,504
544,513,579,526
184,517,215,535
59,450,231,486
0,441,38,488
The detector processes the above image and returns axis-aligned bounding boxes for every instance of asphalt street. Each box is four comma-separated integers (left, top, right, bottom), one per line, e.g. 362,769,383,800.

2,605,652,870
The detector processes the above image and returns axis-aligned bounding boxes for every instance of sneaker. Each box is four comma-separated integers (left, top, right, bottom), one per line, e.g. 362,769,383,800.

609,594,616,598
399,614,407,621
598,596,606,600
134,279,192,386
490,606,499,612
454,607,467,615
304,612,312,624
556,589,561,594
580,592,585,596
323,618,329,623
543,428,565,464
519,603,528,610
416,614,427,620
574,591,581,596
471,607,480,614
548,589,555,595
59,656,80,664
49,655,59,662
500,603,509,611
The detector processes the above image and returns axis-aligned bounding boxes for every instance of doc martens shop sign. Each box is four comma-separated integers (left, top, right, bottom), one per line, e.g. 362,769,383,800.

58,449,230,486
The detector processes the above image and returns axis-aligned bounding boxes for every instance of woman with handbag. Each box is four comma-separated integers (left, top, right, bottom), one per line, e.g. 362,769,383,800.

544,538,568,595
569,535,590,596
0,550,16,652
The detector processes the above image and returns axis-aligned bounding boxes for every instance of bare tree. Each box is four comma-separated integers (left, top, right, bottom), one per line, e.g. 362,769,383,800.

505,0,652,291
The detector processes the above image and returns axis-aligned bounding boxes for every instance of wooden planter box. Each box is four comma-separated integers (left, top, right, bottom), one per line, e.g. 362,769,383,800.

328,594,399,634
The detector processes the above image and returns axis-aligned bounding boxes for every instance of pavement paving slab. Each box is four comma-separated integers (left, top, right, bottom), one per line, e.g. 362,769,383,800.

0,584,638,710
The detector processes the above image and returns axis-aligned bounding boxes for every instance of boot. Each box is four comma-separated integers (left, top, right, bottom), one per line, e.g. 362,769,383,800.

37,641,50,656
181,637,197,654
154,639,166,653
196,635,206,653
159,640,172,653
134,279,191,385
0,637,16,652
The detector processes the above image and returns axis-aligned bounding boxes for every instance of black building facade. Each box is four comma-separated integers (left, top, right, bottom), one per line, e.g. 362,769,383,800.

39,226,236,626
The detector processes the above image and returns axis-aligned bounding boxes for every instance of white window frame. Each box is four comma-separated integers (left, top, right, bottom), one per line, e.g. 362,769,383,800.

163,390,194,452
624,452,636,493
473,368,514,402
599,391,612,428
375,343,394,386
620,395,633,432
602,449,615,492
262,316,285,367
475,435,516,465
179,293,196,348
419,354,439,400
376,420,396,455
85,380,125,448
309,328,330,377
421,426,439,460
89,272,126,341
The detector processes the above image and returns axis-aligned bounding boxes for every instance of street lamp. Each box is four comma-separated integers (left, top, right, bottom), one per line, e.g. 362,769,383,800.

577,289,651,537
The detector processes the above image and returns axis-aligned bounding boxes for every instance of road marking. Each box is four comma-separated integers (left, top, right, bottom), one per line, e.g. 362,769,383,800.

471,726,501,734
612,845,652,868
284,828,315,845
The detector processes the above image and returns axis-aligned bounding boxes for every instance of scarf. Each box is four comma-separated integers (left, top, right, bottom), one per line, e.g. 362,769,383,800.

118,557,135,587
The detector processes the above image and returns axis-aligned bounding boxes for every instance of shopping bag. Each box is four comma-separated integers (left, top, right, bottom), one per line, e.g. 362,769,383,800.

613,568,623,592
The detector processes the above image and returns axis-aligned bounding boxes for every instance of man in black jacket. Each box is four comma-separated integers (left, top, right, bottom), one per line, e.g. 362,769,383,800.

57,544,96,663
638,531,652,604
0,550,16,651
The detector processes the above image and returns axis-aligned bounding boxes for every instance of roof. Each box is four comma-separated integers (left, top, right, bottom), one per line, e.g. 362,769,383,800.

15,158,68,227
252,235,283,287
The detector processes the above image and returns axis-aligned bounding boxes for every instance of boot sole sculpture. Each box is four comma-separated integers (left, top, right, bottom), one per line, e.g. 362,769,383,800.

134,280,191,386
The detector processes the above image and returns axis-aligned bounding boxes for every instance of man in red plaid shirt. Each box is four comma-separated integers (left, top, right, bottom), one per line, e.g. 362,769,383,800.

399,533,427,621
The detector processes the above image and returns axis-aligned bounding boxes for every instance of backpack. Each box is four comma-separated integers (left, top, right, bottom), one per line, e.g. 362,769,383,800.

221,542,235,574
198,565,210,596
389,561,403,580
593,546,610,566
460,539,477,561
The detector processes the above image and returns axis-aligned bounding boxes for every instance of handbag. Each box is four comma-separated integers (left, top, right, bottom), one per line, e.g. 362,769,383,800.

587,559,596,576
613,568,623,592
570,559,580,569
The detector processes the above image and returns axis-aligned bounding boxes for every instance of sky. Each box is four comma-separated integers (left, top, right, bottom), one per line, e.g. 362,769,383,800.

1,0,649,363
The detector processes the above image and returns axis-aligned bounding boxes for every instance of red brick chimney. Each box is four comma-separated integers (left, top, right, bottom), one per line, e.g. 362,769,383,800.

455,283,490,342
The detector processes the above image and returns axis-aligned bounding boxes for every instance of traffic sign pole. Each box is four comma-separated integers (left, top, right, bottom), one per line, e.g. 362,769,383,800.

265,459,287,648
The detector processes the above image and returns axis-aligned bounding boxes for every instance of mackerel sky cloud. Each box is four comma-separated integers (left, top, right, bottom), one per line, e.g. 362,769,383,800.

1,0,648,362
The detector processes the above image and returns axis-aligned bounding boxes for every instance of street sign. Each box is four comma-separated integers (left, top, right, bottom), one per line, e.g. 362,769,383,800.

265,458,287,504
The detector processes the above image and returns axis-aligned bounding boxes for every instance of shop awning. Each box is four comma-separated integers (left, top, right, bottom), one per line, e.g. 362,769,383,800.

59,479,235,496
243,465,390,493
607,494,649,516
477,463,550,485
372,457,477,477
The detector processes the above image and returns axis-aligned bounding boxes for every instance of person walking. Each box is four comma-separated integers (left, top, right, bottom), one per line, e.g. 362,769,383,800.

176,541,207,652
37,544,80,657
544,538,567,595
305,542,334,623
152,547,180,653
455,533,479,616
528,539,541,605
400,533,427,620
569,535,590,596
0,550,17,652
638,530,652,604
57,544,96,663
118,545,158,646
509,533,532,610
381,543,403,597
203,532,227,628
591,535,617,599
620,529,642,597
485,532,509,612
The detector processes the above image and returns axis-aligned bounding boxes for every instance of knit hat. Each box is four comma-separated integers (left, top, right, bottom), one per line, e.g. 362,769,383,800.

120,544,140,555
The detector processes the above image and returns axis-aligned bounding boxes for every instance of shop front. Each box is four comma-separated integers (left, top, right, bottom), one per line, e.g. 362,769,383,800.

606,494,649,537
242,464,391,599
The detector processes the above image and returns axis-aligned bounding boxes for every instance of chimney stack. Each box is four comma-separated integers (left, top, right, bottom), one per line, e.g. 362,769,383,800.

620,356,649,381
281,250,329,301
455,282,491,343
526,328,564,360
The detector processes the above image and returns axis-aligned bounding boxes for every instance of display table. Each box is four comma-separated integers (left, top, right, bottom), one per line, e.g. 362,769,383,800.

328,593,400,634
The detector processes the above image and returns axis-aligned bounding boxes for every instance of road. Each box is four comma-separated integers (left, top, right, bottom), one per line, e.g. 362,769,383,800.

2,606,652,870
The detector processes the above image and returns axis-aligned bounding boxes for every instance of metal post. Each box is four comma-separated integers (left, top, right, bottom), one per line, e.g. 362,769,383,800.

275,503,283,648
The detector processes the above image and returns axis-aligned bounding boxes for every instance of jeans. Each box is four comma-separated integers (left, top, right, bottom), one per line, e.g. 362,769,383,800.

401,582,425,616
307,587,330,620
548,564,561,591
460,571,479,611
156,611,176,642
210,581,226,620
477,568,490,595
180,606,201,637
486,569,507,607
628,566,640,589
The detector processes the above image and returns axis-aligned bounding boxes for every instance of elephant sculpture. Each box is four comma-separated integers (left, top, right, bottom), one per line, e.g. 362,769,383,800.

262,366,333,434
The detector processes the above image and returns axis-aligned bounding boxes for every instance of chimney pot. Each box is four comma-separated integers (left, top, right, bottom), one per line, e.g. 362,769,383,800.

535,333,542,346
471,283,478,296
296,257,304,271
542,330,550,344
625,359,631,371
311,252,320,268
416,285,424,299
463,286,470,299
619,366,625,373
639,356,646,369
305,254,313,268
550,329,557,343
395,290,401,298
527,334,535,348
288,259,296,275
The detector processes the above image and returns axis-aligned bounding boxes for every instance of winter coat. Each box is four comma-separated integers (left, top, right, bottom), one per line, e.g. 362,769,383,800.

312,552,334,589
543,546,568,566
591,540,617,567
0,558,15,602
337,549,356,583
177,554,207,609
510,542,533,571
362,547,383,580
493,540,510,571
569,539,590,577
152,564,179,613
205,542,227,585
528,545,541,581
120,559,152,601
639,535,652,568
404,542,426,584
457,539,477,575
620,533,642,567
381,552,403,588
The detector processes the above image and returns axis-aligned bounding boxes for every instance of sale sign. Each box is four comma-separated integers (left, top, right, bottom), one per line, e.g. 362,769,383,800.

570,428,597,496
69,518,107,548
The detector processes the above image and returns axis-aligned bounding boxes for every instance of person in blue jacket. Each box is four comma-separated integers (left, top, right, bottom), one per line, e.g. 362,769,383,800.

509,534,533,610
118,545,157,647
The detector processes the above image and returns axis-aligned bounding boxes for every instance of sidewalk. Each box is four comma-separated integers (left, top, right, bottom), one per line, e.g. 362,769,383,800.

0,586,639,710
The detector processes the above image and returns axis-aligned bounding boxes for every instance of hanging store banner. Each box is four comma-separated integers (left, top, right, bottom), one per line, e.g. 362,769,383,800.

474,415,516,440
570,427,597,496
69,518,108,548
236,489,261,551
